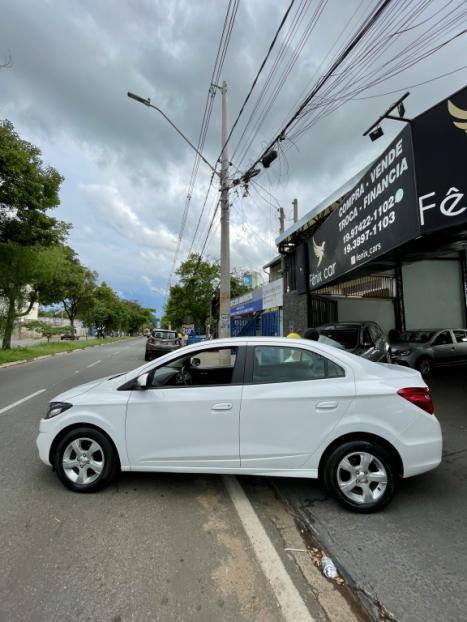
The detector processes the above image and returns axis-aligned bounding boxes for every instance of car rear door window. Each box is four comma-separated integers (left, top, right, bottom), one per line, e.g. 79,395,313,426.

453,330,467,343
252,346,344,384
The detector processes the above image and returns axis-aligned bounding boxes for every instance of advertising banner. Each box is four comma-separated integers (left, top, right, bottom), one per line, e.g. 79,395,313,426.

309,124,418,289
231,288,263,316
262,279,283,310
412,85,467,234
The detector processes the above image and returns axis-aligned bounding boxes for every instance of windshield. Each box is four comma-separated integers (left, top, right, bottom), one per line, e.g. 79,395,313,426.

151,330,177,340
399,331,435,343
319,328,359,349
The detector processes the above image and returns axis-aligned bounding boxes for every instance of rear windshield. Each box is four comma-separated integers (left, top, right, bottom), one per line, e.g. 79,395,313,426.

399,331,435,343
151,330,177,340
319,328,359,349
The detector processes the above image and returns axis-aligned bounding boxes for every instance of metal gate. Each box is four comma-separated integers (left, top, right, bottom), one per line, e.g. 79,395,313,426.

308,295,337,327
260,310,280,336
231,317,256,337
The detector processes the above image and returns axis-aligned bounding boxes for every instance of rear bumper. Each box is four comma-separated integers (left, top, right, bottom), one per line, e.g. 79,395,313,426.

145,345,179,358
398,414,443,477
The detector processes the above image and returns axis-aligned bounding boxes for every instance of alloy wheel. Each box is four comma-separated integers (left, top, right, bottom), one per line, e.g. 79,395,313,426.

336,451,388,505
62,437,105,485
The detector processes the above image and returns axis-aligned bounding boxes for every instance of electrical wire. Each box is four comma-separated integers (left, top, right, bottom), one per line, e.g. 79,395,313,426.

166,0,240,296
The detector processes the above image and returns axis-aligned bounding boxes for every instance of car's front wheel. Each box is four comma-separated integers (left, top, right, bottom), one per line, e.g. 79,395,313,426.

54,427,119,493
323,440,396,512
416,356,433,376
144,351,150,361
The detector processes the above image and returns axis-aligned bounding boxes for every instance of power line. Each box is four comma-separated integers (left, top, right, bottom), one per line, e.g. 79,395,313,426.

165,0,240,296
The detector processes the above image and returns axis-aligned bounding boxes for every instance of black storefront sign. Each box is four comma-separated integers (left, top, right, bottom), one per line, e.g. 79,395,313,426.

412,85,467,234
308,124,418,289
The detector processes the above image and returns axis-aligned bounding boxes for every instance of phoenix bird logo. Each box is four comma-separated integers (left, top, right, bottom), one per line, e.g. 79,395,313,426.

313,237,326,267
447,99,467,133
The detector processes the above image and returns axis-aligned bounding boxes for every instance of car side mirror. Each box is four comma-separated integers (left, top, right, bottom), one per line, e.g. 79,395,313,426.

191,357,201,367
136,373,149,389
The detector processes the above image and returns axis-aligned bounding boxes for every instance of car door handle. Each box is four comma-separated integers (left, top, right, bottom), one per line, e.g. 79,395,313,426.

316,401,338,410
211,403,233,411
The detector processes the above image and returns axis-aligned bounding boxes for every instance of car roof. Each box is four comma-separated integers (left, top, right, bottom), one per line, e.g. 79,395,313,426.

401,328,460,332
318,322,370,328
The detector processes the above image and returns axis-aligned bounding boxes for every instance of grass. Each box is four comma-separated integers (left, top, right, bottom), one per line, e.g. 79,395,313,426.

0,336,133,365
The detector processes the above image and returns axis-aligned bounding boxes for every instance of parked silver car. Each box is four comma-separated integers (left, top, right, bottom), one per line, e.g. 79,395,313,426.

390,328,467,375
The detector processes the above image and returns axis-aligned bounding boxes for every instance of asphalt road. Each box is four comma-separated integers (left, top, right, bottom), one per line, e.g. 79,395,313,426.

0,338,359,622
277,365,467,621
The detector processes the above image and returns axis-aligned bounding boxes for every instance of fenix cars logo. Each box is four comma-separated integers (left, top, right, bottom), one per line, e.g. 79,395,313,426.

447,99,467,133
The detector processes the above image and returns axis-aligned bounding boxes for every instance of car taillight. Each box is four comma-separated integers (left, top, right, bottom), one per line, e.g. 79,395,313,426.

398,387,434,414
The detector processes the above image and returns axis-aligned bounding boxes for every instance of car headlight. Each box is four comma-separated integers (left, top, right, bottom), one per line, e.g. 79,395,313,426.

397,349,412,356
46,402,73,419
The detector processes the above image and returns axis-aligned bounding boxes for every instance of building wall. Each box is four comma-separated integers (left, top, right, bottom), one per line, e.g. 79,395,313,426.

283,291,308,335
334,297,395,333
269,262,282,282
402,259,465,329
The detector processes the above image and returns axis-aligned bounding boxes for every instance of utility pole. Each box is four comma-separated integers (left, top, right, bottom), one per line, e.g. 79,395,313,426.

279,207,285,234
219,80,230,338
293,198,298,223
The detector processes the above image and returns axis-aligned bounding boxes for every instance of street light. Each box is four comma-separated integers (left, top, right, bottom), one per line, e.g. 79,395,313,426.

127,92,218,175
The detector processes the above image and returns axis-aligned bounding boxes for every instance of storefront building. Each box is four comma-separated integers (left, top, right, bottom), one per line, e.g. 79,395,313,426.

277,86,467,336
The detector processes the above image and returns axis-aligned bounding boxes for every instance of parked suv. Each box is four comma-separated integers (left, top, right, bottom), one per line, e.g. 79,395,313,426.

317,321,390,362
390,328,467,375
145,329,181,361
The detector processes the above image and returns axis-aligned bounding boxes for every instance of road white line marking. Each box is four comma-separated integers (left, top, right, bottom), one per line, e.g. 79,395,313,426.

87,359,102,368
223,476,314,622
112,351,121,356
0,389,47,417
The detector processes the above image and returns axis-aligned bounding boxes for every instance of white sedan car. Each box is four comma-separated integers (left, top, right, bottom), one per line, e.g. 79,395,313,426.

36,337,442,512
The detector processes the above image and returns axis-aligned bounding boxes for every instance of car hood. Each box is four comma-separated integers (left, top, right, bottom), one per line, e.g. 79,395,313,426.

51,373,125,402
391,341,425,350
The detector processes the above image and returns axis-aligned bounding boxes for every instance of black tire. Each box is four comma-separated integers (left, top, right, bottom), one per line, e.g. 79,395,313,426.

144,351,150,361
323,440,397,513
416,356,433,376
54,427,119,493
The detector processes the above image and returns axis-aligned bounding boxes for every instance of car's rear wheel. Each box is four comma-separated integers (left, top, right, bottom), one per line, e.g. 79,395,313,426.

323,440,396,512
416,356,432,376
54,427,118,493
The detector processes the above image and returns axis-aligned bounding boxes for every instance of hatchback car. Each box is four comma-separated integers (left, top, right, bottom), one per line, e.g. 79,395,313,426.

318,321,390,362
390,328,467,375
145,329,180,361
37,337,441,512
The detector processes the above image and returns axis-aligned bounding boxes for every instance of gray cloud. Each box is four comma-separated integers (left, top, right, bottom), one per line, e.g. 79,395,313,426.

1,0,465,313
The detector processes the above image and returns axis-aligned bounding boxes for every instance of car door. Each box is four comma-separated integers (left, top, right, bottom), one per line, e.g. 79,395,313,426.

125,345,244,469
453,330,467,363
239,344,355,471
431,330,456,365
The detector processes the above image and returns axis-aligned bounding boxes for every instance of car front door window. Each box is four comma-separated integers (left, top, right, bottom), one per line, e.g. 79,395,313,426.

150,347,239,387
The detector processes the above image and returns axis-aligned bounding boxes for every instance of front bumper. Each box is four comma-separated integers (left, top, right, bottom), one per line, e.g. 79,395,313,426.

36,420,53,467
391,352,419,368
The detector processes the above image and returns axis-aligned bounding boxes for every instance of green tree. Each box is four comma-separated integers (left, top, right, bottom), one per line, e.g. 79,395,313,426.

0,120,68,349
0,244,68,349
39,246,97,334
83,283,121,336
162,254,249,332
24,320,64,343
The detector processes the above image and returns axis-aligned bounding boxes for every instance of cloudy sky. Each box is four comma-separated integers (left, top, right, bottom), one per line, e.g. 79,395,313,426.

1,0,465,316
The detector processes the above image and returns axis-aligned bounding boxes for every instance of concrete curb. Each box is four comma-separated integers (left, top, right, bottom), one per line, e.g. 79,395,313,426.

269,481,392,622
0,339,134,369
